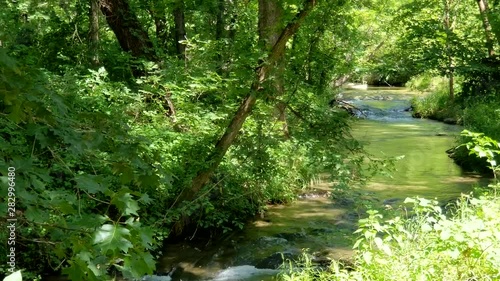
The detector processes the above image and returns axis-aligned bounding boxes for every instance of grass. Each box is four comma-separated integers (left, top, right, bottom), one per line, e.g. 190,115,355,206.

279,188,500,281
279,132,500,281
407,74,462,123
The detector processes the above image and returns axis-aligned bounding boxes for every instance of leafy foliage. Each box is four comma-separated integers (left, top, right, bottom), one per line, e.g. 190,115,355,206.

0,0,369,278
279,130,500,281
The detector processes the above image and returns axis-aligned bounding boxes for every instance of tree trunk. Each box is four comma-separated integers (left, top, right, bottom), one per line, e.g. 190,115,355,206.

477,0,495,56
215,0,226,74
100,0,156,61
258,0,288,138
148,3,168,50
89,0,100,66
174,0,317,233
443,0,455,101
173,0,187,59
258,0,283,51
215,0,225,41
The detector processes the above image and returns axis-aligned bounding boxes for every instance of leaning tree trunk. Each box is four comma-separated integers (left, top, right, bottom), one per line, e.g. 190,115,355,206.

477,0,495,56
100,0,157,61
89,0,100,66
443,0,455,101
173,0,317,234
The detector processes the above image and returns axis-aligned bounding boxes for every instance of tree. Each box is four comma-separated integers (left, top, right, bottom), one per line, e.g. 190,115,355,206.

173,0,187,59
476,0,496,56
175,0,318,232
89,0,100,66
100,0,157,61
258,0,288,138
443,0,457,100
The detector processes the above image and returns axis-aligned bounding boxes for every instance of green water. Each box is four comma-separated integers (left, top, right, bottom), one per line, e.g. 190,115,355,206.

354,119,479,201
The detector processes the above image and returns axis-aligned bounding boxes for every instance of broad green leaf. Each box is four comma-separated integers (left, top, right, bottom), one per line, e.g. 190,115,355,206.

362,251,373,264
94,224,133,254
75,175,106,194
111,192,140,216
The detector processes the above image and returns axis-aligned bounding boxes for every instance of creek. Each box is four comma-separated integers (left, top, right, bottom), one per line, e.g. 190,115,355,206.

145,87,484,281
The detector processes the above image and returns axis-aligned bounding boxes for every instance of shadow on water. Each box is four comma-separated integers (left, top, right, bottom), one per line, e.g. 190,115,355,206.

153,87,486,281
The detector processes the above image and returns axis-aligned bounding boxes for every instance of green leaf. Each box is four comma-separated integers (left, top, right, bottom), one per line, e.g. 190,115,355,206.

138,227,155,248
362,251,373,264
63,260,87,281
25,205,50,223
3,270,22,281
93,224,133,254
75,175,106,194
122,252,155,278
111,192,140,216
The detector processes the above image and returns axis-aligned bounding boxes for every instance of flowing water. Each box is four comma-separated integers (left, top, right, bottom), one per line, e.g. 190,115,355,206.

149,87,484,281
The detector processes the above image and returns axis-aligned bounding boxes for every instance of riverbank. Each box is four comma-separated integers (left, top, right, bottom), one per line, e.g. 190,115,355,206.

408,76,500,174
280,183,500,281
279,109,500,280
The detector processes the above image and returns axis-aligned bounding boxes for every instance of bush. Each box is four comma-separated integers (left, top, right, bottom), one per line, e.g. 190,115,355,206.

450,104,500,173
406,73,448,93
279,132,500,281
280,192,500,281
407,73,462,122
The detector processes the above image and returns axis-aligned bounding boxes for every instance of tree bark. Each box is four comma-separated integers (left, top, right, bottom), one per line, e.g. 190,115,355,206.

89,0,100,66
100,0,156,61
174,0,317,232
258,0,289,138
215,0,225,41
477,0,495,56
443,0,455,100
173,0,187,59
258,0,283,51
148,2,168,50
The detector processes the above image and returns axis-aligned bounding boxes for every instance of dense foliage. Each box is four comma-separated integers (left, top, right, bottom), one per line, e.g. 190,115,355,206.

1,0,500,279
0,0,383,279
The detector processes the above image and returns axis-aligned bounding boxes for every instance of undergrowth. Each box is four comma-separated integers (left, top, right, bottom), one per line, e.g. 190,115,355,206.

280,131,500,281
407,73,462,122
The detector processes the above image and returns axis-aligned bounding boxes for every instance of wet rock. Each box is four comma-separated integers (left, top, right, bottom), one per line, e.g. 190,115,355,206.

311,256,332,266
140,275,172,281
255,236,288,247
334,197,355,207
436,132,448,136
309,228,335,235
443,118,457,124
383,198,401,205
255,251,299,269
275,232,306,241
213,265,279,281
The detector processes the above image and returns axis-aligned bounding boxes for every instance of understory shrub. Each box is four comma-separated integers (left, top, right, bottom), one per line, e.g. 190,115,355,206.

280,192,500,281
408,74,462,122
0,46,366,279
450,105,500,173
280,132,500,281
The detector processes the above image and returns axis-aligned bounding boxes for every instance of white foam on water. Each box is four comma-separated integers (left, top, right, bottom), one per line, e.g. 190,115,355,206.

211,265,279,281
